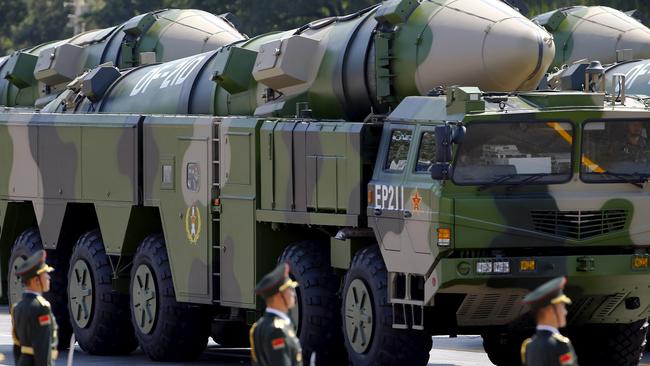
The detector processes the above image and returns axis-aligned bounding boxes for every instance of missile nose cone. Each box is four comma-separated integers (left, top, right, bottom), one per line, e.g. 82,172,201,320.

413,0,555,94
546,6,650,68
618,28,650,60
482,18,555,90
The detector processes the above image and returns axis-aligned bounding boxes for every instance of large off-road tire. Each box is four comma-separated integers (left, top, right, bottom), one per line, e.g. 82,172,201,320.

342,246,432,366
67,230,138,355
44,249,73,350
8,228,73,350
569,319,648,366
279,241,346,365
130,234,210,361
482,331,529,366
7,228,41,307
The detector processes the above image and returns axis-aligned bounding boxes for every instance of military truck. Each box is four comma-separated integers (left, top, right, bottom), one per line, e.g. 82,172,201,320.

1,1,648,366
0,9,245,109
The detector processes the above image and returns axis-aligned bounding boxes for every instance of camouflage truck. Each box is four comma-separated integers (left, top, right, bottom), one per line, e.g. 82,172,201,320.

0,9,245,109
2,1,649,366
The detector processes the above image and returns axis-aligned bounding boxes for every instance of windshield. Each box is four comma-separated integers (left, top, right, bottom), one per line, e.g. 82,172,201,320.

581,120,650,183
452,122,573,185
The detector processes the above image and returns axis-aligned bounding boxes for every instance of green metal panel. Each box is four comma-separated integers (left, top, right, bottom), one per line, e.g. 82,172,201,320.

220,198,256,307
81,122,138,203
97,204,134,255
143,115,213,304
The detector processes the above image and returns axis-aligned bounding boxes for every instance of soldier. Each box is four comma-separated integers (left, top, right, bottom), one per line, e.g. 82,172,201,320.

521,277,578,366
11,250,59,366
249,263,303,366
620,121,649,163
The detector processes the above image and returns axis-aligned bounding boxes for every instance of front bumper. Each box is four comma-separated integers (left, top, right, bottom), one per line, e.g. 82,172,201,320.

431,254,650,326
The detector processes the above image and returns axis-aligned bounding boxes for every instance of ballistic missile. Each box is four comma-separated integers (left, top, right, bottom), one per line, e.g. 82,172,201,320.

533,6,650,70
51,0,555,120
0,9,245,108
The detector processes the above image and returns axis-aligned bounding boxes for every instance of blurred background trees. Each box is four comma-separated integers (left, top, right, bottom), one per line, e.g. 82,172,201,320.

0,0,648,55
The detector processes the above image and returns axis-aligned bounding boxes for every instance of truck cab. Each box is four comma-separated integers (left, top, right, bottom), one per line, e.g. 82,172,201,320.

365,87,650,364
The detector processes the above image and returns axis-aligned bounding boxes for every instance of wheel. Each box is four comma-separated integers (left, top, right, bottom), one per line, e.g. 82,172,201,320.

8,228,73,350
8,228,41,307
211,319,250,347
279,241,345,365
482,332,528,366
569,319,648,366
43,249,73,350
130,233,210,361
67,230,137,355
342,245,432,366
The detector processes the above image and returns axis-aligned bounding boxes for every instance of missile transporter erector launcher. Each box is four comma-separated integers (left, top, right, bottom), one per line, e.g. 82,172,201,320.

0,9,245,109
1,1,648,366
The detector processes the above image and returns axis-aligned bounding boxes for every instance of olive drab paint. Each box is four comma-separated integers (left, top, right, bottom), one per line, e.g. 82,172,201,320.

534,6,650,70
0,1,649,365
0,9,245,109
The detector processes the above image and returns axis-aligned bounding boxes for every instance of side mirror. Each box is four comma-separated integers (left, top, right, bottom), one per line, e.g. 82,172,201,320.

434,125,453,163
431,163,451,180
452,125,466,144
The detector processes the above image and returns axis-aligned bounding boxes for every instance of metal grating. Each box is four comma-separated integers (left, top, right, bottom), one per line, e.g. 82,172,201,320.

530,210,627,239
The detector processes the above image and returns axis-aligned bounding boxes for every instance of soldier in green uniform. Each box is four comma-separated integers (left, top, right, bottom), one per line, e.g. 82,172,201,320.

11,250,59,366
521,277,578,366
249,263,303,366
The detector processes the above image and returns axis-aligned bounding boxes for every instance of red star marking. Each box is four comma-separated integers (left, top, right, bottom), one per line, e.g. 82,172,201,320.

411,191,422,211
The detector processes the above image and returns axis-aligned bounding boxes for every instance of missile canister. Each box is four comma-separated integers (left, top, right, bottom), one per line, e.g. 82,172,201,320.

534,6,650,70
52,0,555,120
0,9,245,108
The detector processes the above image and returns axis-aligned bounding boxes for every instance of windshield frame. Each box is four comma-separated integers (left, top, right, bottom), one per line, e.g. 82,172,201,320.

580,118,650,184
450,119,576,187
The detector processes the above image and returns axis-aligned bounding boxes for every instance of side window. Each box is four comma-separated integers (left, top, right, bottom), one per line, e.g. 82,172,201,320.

415,131,436,173
384,129,413,172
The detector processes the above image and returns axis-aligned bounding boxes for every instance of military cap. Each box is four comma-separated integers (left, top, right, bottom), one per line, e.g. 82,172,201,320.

254,263,298,299
523,277,572,312
16,250,54,280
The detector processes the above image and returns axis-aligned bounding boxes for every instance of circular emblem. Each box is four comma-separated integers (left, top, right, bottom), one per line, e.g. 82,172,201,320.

185,205,202,244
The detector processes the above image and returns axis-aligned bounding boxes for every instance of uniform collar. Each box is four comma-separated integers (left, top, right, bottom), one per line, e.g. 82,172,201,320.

266,307,291,324
24,290,42,297
536,325,560,334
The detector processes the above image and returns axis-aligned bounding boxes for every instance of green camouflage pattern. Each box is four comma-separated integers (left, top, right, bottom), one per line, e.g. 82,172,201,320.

0,9,245,108
0,1,648,364
43,0,554,120
534,6,650,70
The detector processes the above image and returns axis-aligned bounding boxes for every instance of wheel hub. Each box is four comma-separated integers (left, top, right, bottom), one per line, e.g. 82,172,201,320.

9,256,26,306
132,263,157,334
345,278,374,354
69,259,93,328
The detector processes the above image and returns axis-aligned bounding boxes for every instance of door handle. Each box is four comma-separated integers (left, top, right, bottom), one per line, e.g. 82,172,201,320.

404,210,412,218
374,208,382,216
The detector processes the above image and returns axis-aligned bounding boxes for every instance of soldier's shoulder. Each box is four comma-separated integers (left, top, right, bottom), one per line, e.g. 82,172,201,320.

551,332,570,344
35,295,51,308
272,317,289,330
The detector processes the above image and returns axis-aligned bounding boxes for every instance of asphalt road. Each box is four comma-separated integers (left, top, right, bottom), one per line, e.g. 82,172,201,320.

0,305,647,366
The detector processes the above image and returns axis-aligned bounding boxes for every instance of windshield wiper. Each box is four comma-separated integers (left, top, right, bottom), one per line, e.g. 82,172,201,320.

595,171,650,188
478,173,550,191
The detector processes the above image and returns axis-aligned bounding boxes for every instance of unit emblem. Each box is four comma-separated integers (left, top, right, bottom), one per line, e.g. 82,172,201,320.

411,191,422,212
185,205,202,244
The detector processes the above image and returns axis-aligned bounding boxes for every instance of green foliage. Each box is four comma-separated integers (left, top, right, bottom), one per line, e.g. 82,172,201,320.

0,0,649,56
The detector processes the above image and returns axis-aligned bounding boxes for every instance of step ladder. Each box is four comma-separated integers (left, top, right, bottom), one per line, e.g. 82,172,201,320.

211,120,221,304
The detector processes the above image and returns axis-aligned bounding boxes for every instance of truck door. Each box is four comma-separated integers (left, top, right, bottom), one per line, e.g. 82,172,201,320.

369,124,440,276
